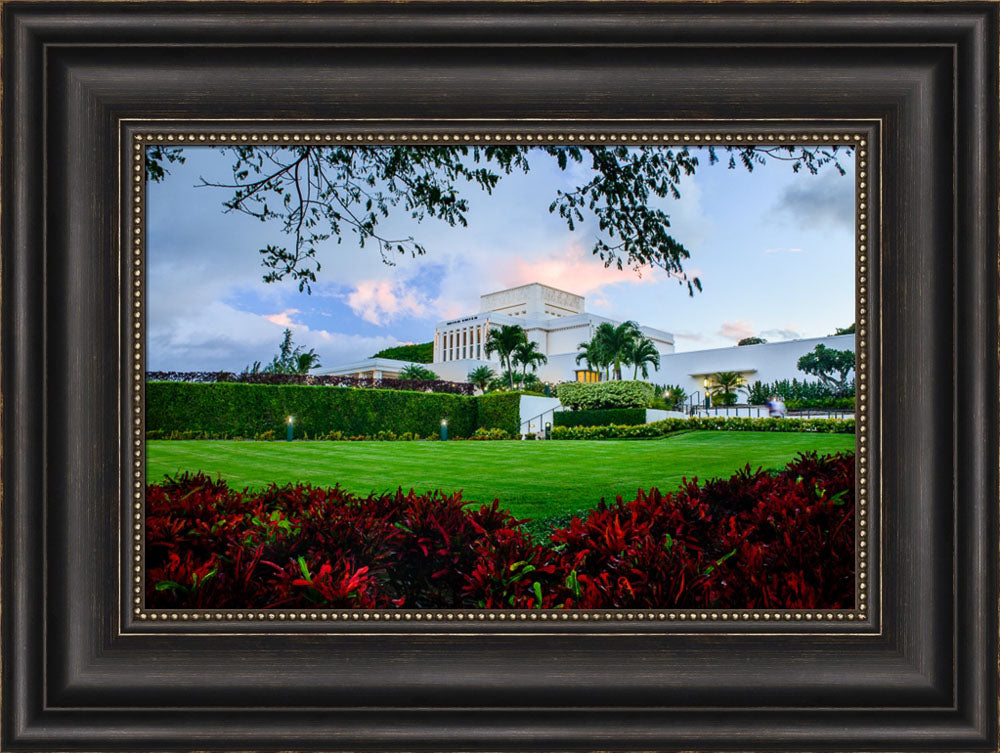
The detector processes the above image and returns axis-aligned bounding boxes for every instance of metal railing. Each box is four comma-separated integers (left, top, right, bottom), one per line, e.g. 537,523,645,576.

520,408,558,438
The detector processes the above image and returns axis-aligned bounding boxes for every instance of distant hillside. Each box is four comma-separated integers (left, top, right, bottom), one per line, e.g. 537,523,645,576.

371,342,434,363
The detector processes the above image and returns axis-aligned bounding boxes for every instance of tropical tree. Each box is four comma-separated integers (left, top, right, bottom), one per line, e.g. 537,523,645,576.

519,373,542,392
484,325,528,389
708,371,743,406
797,344,855,393
575,339,607,379
593,321,642,380
512,339,548,381
467,365,496,393
399,364,439,380
148,144,850,293
243,328,322,375
663,384,688,411
294,350,323,374
625,335,661,379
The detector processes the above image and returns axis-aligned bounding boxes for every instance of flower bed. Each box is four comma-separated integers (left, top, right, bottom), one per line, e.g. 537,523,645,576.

146,451,854,610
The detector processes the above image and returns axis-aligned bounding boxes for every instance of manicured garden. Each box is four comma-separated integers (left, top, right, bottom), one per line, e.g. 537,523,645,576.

146,430,854,522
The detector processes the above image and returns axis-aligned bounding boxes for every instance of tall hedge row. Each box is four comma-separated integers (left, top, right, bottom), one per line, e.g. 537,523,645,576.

553,408,647,428
147,382,479,439
474,392,522,436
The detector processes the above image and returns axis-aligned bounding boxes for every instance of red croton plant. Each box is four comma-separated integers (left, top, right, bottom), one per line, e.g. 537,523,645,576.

146,451,855,610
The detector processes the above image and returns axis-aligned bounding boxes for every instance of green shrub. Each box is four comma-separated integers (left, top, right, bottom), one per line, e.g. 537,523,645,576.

553,408,646,428
550,416,855,440
785,397,855,411
747,378,856,405
475,391,522,436
556,380,654,410
470,427,514,440
147,382,478,439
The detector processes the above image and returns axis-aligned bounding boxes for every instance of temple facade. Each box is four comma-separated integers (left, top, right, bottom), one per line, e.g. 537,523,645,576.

430,283,673,383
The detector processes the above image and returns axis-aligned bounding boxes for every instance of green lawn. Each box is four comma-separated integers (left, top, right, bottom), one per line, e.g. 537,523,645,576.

146,431,855,524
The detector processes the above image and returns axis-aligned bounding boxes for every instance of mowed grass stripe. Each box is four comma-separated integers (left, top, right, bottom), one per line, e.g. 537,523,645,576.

146,431,855,521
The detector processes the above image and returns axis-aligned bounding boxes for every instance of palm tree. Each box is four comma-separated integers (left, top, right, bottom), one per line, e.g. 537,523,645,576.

399,364,439,380
484,325,528,389
520,372,542,392
512,339,548,382
708,371,743,406
575,339,605,378
625,336,661,379
467,365,496,393
663,384,688,410
593,320,641,380
294,350,322,374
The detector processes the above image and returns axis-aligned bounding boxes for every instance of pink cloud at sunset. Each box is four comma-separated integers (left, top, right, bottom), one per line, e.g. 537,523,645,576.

262,309,301,327
346,279,428,325
718,320,756,342
496,242,657,297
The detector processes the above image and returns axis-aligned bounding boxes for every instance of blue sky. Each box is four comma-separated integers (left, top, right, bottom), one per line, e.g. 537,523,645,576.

146,145,854,372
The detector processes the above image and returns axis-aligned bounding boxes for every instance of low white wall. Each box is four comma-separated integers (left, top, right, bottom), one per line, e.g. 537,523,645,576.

519,395,563,436
645,409,688,422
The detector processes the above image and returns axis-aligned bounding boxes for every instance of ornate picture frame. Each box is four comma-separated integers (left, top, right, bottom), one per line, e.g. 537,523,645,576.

2,2,996,751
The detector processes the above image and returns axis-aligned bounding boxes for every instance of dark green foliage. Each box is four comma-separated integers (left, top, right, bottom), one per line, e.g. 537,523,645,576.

243,328,321,375
475,392,522,436
399,364,439,380
833,323,856,335
557,380,655,410
737,336,767,346
147,382,478,439
554,408,647,428
797,344,855,393
147,382,525,440
785,397,855,411
746,378,856,405
371,342,434,363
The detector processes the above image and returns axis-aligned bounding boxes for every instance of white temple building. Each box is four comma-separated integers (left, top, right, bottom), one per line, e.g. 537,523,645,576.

429,283,674,383
319,282,855,396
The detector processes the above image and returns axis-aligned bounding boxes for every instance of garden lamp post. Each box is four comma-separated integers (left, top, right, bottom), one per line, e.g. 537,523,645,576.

440,418,448,441
545,421,551,440
703,379,711,409
286,416,294,442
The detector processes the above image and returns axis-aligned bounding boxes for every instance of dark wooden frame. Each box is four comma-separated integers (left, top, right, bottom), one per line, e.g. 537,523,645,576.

2,2,997,751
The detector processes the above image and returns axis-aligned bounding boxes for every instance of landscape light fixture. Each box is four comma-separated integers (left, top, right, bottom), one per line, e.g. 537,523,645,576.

545,421,551,440
440,417,448,442
286,416,294,442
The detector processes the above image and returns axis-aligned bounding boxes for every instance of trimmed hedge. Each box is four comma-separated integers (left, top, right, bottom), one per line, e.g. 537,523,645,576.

551,416,856,440
147,382,478,439
555,380,654,410
785,397,855,411
475,392,522,436
554,408,646,428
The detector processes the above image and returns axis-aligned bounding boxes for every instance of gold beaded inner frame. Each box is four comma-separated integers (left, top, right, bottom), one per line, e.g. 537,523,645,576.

124,122,876,633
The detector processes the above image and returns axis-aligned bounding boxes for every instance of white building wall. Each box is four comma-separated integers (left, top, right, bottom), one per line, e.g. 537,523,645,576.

654,334,856,397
